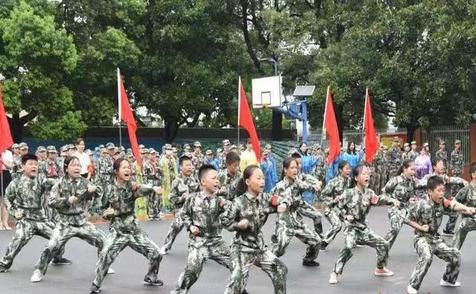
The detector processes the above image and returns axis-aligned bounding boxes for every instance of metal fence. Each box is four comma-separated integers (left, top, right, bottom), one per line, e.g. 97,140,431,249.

422,125,471,164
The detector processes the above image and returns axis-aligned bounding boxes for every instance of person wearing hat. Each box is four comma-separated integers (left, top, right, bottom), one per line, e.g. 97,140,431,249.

159,144,178,212
388,137,402,178
220,139,231,169
402,143,412,161
434,140,448,164
36,146,47,162
96,146,114,209
19,142,29,156
444,139,465,235
143,148,162,220
203,149,219,170
39,146,62,181
105,143,115,158
409,141,419,161
191,141,204,173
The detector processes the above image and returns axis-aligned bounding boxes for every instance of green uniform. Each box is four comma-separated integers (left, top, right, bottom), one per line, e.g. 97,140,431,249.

143,160,161,219
218,170,241,201
35,176,105,276
453,183,476,249
0,175,65,271
222,192,286,294
406,197,462,290
387,147,402,178
162,174,199,251
333,187,397,275
91,181,163,292
171,191,231,294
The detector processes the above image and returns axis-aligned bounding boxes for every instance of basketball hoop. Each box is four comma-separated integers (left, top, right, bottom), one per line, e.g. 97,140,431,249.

262,103,269,109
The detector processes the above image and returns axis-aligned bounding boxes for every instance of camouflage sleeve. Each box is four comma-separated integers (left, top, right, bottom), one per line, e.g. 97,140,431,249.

48,182,69,209
168,179,182,206
220,198,240,231
181,196,194,230
447,176,468,186
275,184,292,207
405,199,423,224
5,181,17,212
375,189,398,206
383,176,398,195
320,179,334,200
455,186,469,204
137,184,155,196
338,188,352,213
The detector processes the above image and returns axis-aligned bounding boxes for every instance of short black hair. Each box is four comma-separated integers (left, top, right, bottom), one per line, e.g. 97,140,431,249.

179,155,192,166
290,151,301,159
469,162,476,176
198,164,217,182
431,158,445,167
225,151,240,166
427,175,445,191
21,154,38,165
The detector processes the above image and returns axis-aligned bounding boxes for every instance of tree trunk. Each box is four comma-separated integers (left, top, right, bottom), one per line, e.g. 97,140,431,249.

164,116,179,143
406,124,417,143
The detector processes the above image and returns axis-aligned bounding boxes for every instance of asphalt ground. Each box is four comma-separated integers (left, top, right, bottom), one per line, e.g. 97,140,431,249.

0,206,475,294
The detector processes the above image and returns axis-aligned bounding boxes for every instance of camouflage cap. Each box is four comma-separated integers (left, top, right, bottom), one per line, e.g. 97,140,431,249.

404,143,410,147
149,148,157,154
37,146,46,152
455,139,461,144
164,143,172,150
106,142,115,149
46,146,57,153
193,141,202,148
411,141,417,145
12,143,19,149
19,142,28,149
67,144,76,150
423,142,429,147
138,144,145,149
217,148,223,153
205,149,213,155
98,144,105,149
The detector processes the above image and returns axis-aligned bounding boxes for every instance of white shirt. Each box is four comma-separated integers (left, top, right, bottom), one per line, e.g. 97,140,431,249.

74,151,91,174
1,150,13,171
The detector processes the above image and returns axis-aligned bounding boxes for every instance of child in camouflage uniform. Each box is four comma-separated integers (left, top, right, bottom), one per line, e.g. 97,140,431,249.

452,162,476,250
0,154,70,273
217,151,242,201
222,165,286,294
171,164,232,294
320,160,352,249
89,158,163,293
405,175,475,294
160,155,199,254
31,156,107,283
271,157,322,267
329,165,399,285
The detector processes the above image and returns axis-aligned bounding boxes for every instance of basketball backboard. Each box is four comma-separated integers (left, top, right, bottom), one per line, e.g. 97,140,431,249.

252,75,283,109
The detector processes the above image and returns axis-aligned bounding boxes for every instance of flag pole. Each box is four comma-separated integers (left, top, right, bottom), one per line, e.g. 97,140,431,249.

363,88,368,153
117,68,122,147
320,86,330,147
237,76,241,147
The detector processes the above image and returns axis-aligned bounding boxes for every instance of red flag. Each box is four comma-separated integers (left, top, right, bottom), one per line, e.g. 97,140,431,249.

238,77,260,160
118,69,142,167
364,88,378,163
323,86,340,164
0,86,13,153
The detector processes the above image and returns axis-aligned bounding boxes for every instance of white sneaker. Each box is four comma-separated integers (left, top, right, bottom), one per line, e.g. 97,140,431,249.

374,267,394,277
440,279,461,287
329,272,338,284
30,269,43,283
406,285,418,294
158,246,168,255
107,267,115,274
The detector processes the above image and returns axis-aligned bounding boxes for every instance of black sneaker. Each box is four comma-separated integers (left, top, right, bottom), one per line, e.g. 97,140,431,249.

51,257,72,265
320,241,328,251
271,234,277,243
442,230,454,236
90,284,101,294
302,260,320,267
143,277,164,286
0,265,8,273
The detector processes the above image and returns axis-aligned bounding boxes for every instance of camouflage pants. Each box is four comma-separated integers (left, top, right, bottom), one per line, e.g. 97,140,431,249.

92,227,162,289
148,192,161,218
384,206,410,249
0,219,65,270
333,226,388,275
322,206,342,244
36,221,105,274
172,240,232,294
409,236,460,290
162,210,184,251
224,245,287,294
453,217,476,250
298,205,323,235
272,220,321,262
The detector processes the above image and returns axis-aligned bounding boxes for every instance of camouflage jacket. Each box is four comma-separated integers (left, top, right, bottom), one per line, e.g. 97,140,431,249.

373,151,387,172
338,187,396,229
218,170,242,201
273,177,317,227
221,192,275,252
321,175,351,205
450,149,464,175
169,174,199,209
49,176,101,226
143,160,161,186
104,181,155,233
39,158,63,179
401,151,412,161
5,175,54,221
417,173,467,190
97,156,113,182
407,197,457,238
387,147,402,169
192,153,204,171
181,191,227,248
434,149,448,163
382,175,417,205
455,183,476,217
